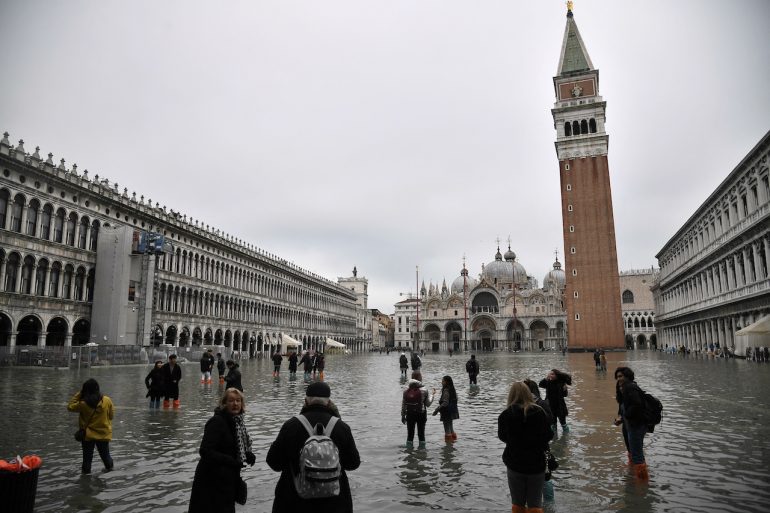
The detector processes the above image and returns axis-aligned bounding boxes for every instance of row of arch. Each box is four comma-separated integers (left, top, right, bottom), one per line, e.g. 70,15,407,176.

0,189,101,251
156,248,350,314
0,312,91,346
564,118,598,137
0,249,94,301
154,282,355,333
624,312,655,329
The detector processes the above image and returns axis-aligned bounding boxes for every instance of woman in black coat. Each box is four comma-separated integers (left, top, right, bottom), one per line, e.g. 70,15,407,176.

498,381,553,512
539,368,572,434
144,360,165,408
224,360,243,392
189,388,255,513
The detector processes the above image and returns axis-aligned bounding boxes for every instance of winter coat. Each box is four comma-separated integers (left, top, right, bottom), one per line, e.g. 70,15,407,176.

465,359,479,376
401,379,433,418
497,403,552,474
225,364,243,392
161,363,182,394
144,367,165,397
539,378,568,419
436,387,459,422
300,353,313,372
399,355,408,369
200,354,214,372
266,403,360,513
316,355,325,371
217,357,226,375
272,354,283,366
189,408,245,513
67,393,114,441
617,380,646,427
288,353,298,372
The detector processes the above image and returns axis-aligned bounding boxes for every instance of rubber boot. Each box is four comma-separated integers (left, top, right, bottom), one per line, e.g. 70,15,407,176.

404,440,413,449
319,371,324,381
418,441,426,449
163,399,170,409
200,378,205,384
633,463,649,480
444,434,454,443
543,479,555,501
219,376,225,384
526,508,544,513
511,505,526,513
173,399,180,409
561,423,570,433
451,432,458,441
206,378,212,384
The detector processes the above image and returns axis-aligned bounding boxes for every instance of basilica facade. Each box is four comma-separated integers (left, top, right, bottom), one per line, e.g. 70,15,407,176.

0,132,361,360
415,246,567,352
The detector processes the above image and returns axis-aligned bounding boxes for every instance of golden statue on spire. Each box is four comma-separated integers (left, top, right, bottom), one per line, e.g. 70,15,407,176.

567,1,574,13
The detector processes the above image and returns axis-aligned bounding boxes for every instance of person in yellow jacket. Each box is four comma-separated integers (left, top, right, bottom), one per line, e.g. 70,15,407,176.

68,378,115,474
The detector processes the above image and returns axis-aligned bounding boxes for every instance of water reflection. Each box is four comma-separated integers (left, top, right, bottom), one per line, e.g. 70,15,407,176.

1,351,769,512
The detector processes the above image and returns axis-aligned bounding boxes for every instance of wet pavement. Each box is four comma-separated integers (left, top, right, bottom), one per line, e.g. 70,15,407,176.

1,350,769,512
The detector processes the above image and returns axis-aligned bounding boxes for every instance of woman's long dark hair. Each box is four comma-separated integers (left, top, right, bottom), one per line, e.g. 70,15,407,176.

443,375,457,402
80,378,103,409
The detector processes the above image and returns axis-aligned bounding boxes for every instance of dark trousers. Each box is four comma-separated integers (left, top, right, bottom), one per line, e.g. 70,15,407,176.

406,412,427,442
81,440,112,473
164,383,179,400
506,468,544,508
469,373,477,385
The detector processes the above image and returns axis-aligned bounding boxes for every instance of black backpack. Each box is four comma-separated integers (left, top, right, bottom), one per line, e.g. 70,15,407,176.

642,390,663,432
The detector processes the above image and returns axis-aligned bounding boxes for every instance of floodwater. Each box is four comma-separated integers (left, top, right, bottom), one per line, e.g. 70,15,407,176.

1,351,769,513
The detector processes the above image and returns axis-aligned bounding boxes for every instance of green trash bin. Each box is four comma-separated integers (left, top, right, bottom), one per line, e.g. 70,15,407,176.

0,456,42,513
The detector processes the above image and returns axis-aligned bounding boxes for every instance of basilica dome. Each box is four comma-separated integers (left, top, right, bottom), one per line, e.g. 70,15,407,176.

544,258,566,289
482,246,528,286
451,267,478,294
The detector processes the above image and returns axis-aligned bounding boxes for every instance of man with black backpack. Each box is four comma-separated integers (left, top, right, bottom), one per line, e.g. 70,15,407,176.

465,354,480,385
266,381,360,512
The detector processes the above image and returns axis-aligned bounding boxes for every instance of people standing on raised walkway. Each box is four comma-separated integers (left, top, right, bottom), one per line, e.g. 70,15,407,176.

498,381,552,513
162,354,182,408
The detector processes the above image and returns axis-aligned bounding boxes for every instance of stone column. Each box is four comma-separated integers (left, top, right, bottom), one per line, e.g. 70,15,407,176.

734,253,744,288
42,266,50,297
14,263,22,292
19,203,28,236
752,241,763,283
742,247,752,283
28,264,38,296
0,259,6,290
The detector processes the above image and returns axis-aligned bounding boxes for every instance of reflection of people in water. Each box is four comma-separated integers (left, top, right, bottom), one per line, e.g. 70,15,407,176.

396,449,432,495
439,444,464,481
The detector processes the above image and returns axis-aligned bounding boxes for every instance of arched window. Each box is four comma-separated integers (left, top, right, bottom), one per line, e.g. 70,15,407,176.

572,120,580,135
26,199,40,236
35,259,48,296
10,194,24,232
66,212,78,246
564,122,572,136
580,119,588,134
634,317,640,328
4,253,20,292
74,267,86,301
62,264,74,299
622,290,634,304
53,208,65,243
49,262,61,297
21,256,34,294
589,118,597,133
40,204,53,240
89,220,100,251
78,217,89,249
0,189,9,228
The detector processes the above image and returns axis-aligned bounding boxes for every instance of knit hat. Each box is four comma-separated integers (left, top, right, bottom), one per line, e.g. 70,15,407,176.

306,381,331,398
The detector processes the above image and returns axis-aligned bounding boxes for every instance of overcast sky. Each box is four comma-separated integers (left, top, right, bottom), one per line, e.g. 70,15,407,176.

2,0,768,312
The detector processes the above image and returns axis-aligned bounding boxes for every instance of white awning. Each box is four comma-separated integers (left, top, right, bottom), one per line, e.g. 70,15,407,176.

325,338,345,348
280,333,302,347
736,315,770,335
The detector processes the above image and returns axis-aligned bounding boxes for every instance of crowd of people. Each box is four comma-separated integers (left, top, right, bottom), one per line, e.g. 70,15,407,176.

67,349,658,512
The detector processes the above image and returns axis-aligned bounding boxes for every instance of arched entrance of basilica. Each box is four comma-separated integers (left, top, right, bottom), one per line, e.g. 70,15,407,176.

472,316,496,351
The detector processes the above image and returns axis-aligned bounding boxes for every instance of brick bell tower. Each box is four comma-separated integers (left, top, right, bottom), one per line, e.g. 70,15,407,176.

552,4,624,350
